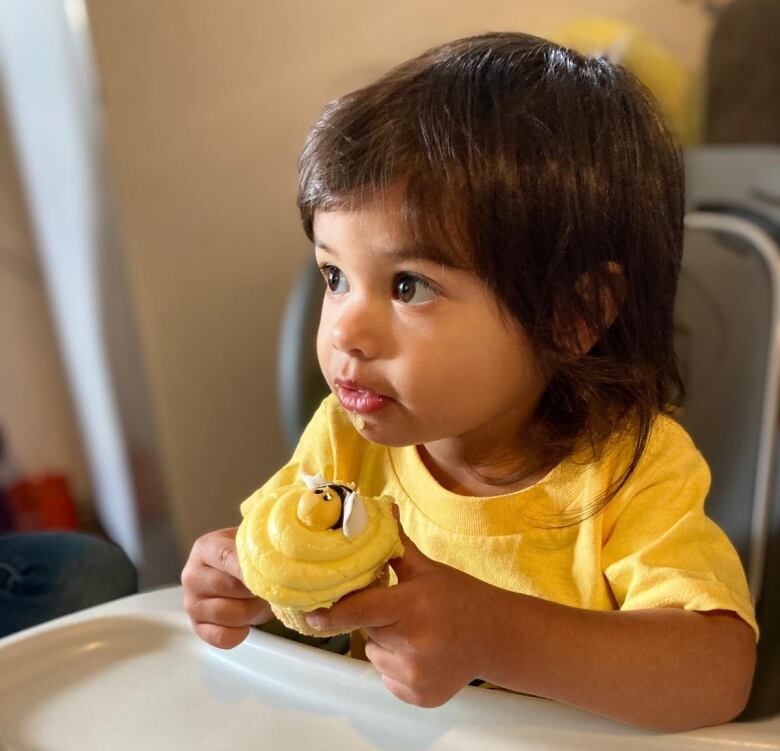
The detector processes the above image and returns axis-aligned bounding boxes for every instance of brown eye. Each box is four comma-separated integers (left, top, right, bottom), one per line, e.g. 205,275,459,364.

393,273,437,304
320,265,349,294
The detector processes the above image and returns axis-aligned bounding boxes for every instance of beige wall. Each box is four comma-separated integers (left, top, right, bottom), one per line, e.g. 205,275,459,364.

81,0,715,556
0,97,91,504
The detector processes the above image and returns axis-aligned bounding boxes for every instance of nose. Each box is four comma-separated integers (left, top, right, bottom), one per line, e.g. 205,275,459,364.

328,295,383,360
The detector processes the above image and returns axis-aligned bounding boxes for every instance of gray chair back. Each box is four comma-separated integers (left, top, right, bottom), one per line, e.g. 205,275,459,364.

676,211,780,718
675,212,780,602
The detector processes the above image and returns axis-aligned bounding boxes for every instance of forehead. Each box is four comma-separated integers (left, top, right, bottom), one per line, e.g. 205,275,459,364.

313,204,411,259
312,198,469,269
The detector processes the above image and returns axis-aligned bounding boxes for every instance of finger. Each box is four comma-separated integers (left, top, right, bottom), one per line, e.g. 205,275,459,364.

181,565,256,600
191,528,244,582
381,675,447,709
362,621,409,651
365,638,426,691
187,595,270,628
381,675,424,707
364,636,399,674
391,504,423,557
389,514,431,579
194,622,250,650
305,584,402,632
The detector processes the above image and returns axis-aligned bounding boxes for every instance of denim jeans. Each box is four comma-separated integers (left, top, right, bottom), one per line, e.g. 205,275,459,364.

0,532,138,638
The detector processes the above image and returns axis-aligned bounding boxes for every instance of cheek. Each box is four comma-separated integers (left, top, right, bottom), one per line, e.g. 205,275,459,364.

316,315,332,379
399,336,486,402
415,325,538,403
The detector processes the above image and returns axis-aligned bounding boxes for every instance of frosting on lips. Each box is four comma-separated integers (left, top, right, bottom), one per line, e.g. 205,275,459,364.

236,478,403,611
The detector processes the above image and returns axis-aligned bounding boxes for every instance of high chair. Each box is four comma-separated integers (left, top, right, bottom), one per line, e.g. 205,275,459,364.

1,213,779,749
676,221,780,721
682,145,780,718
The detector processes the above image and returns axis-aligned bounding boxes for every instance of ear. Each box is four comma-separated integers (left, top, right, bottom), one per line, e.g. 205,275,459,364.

571,261,624,357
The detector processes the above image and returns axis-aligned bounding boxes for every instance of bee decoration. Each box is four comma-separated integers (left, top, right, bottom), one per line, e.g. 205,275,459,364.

297,473,368,539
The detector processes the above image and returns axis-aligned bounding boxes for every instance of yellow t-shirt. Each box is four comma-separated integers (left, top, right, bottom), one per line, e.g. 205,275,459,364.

255,395,757,638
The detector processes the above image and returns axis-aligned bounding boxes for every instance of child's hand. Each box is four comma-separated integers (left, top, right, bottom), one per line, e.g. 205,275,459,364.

181,527,273,649
304,517,498,707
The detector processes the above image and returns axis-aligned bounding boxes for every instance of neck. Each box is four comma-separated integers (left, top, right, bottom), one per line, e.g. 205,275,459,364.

417,438,550,497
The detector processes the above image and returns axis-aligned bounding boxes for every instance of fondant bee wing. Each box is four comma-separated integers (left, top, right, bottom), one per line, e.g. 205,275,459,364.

342,491,368,539
300,471,327,490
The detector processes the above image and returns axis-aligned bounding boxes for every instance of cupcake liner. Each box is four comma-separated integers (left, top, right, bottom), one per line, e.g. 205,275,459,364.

271,565,391,638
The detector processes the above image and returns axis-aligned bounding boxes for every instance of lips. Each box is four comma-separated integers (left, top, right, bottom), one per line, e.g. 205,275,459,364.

335,378,391,415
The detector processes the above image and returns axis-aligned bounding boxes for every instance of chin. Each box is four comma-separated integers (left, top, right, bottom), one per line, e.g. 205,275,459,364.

359,428,412,448
354,419,419,448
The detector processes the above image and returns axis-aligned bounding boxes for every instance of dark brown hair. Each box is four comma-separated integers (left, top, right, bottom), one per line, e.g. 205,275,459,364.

297,32,685,521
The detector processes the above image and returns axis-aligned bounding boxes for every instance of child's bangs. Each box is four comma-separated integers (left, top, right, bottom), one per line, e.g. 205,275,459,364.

399,172,476,270
300,158,476,272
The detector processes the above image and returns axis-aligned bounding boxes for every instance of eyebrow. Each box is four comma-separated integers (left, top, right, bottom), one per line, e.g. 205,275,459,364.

314,239,463,268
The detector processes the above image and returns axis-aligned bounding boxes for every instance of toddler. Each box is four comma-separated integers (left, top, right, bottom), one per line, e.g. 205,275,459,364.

182,32,757,731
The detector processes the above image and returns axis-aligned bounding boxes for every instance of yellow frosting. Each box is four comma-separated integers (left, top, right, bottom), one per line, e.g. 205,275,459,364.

236,482,404,611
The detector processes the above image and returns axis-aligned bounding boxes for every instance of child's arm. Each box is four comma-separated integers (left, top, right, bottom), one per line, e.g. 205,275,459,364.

478,589,755,731
181,527,274,648
304,525,756,732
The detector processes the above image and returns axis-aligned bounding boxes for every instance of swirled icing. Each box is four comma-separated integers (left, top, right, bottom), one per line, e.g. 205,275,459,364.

236,480,403,611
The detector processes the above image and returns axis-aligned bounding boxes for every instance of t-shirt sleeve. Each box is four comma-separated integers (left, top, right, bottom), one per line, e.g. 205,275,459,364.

601,418,758,639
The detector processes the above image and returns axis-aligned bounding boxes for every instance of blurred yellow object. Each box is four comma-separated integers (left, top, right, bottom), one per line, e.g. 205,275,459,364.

551,19,701,145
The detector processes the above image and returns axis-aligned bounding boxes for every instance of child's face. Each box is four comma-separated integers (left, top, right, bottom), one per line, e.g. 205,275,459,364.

313,195,548,460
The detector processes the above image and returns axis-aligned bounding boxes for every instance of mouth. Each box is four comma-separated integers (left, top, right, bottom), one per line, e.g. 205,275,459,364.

334,378,392,415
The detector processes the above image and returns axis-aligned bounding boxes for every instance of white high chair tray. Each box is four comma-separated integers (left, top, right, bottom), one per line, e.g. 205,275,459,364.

0,587,777,751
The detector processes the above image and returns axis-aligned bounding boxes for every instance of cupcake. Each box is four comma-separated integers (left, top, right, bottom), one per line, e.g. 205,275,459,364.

236,473,404,637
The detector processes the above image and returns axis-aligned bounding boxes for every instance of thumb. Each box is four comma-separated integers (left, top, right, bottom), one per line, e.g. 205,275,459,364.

391,504,431,579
